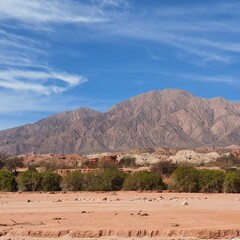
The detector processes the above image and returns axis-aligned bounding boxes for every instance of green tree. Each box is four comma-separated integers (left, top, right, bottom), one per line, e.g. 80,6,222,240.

123,171,166,191
210,153,240,169
198,169,225,193
224,171,240,193
4,157,23,173
40,171,62,191
97,159,118,170
61,172,83,191
0,152,10,169
18,170,42,191
100,169,127,191
118,157,137,168
151,160,178,177
169,165,199,192
0,170,17,192
82,169,127,191
82,171,105,191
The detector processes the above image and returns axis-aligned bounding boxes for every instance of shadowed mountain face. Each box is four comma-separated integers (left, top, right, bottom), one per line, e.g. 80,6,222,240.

1,89,240,155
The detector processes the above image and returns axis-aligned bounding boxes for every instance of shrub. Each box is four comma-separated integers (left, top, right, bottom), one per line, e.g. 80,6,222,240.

151,160,178,177
28,165,37,171
123,171,166,191
82,172,104,191
100,169,127,191
38,160,58,171
4,157,24,173
224,171,240,193
0,160,4,169
61,172,83,191
169,165,199,192
97,159,118,170
0,152,9,169
198,169,225,193
18,170,42,191
0,151,9,161
118,157,137,168
209,153,240,169
82,169,127,191
40,172,62,191
0,170,17,191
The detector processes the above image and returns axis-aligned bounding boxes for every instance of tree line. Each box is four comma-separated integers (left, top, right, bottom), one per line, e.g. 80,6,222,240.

1,164,240,193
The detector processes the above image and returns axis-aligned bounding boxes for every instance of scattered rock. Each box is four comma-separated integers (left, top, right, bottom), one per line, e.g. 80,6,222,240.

172,223,180,227
52,218,65,220
140,213,149,217
181,201,189,206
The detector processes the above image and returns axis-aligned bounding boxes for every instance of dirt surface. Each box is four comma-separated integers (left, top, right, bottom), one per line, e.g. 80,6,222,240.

1,191,240,239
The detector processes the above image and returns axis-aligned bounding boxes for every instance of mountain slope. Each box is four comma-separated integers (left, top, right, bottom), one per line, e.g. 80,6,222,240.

1,89,240,155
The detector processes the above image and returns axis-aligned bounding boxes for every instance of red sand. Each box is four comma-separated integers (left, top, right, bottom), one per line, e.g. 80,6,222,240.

1,191,240,239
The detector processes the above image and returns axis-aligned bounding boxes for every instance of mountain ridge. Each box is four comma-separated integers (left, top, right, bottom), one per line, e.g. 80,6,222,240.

1,89,240,155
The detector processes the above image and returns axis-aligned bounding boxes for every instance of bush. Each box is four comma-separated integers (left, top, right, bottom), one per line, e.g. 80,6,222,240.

82,169,127,191
18,170,42,191
209,153,240,169
0,170,17,191
169,166,199,192
198,169,225,193
118,157,137,168
123,171,166,191
151,160,178,177
224,171,240,193
61,172,83,191
0,152,9,169
100,169,127,191
82,172,104,191
4,157,24,173
97,159,118,170
0,152,23,172
40,172,62,191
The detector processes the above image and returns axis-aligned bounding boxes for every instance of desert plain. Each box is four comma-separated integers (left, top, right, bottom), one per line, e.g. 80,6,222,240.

1,191,240,240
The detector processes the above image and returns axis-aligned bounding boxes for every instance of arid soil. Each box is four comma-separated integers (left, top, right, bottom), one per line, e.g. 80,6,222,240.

1,192,240,240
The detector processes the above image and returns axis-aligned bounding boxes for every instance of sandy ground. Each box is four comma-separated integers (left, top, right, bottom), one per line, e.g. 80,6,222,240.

1,191,240,240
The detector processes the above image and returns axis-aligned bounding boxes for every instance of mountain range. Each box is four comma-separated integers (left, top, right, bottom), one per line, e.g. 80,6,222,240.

1,89,240,155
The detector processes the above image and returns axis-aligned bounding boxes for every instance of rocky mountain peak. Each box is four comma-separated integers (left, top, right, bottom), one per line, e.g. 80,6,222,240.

0,89,240,155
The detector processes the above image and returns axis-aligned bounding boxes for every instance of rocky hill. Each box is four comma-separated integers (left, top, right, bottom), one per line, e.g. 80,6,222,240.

1,89,240,155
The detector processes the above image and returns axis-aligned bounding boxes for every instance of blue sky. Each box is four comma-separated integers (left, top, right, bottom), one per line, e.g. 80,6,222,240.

1,0,240,130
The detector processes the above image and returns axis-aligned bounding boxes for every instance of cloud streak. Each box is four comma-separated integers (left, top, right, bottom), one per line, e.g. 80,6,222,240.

0,0,109,25
0,69,87,95
180,74,237,84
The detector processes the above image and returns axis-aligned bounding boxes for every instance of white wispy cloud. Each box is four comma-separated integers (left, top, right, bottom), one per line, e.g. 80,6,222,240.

1,0,239,64
146,47,161,61
0,1,91,97
92,0,130,8
180,74,237,84
0,0,109,25
94,1,240,64
0,69,87,95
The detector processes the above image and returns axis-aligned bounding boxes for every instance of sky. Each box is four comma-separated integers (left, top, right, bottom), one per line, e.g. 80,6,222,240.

1,0,240,130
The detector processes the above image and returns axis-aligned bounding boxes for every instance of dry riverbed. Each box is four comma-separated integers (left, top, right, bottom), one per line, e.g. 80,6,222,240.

1,191,240,239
